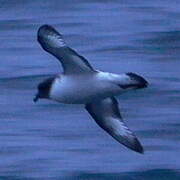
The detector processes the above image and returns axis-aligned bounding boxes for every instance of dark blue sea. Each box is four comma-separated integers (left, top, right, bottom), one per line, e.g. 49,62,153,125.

1,0,180,179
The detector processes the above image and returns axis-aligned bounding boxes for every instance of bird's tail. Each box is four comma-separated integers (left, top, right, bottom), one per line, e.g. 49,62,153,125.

118,72,148,89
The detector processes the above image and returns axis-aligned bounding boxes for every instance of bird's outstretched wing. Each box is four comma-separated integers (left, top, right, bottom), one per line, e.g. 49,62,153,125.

38,25,95,74
85,97,144,153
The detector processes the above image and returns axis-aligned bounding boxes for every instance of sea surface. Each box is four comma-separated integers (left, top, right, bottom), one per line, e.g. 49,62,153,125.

1,0,180,179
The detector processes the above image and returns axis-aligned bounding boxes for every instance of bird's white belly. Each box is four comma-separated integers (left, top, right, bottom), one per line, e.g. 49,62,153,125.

50,74,120,104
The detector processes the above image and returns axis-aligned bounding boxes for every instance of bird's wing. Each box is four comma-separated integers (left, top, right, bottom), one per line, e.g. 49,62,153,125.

37,25,95,74
85,97,143,153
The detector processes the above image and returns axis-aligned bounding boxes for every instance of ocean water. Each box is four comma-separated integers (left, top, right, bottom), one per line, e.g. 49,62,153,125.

1,0,180,179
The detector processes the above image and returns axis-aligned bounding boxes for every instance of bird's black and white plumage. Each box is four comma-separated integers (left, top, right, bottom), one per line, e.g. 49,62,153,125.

35,24,148,153
38,25,95,74
86,97,143,153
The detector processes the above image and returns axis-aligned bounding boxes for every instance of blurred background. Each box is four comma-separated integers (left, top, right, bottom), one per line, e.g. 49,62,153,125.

0,0,180,179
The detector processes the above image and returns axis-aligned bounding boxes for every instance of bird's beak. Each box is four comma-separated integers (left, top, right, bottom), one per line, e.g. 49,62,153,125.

33,93,39,103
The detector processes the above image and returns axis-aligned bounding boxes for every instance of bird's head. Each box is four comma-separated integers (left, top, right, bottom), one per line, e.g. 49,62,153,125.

34,77,55,102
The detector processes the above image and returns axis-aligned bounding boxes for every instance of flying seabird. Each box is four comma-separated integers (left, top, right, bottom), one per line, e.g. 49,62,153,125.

34,25,148,154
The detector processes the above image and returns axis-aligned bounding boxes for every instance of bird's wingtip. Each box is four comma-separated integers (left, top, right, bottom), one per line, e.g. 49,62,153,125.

37,24,66,48
38,24,55,36
133,138,144,154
